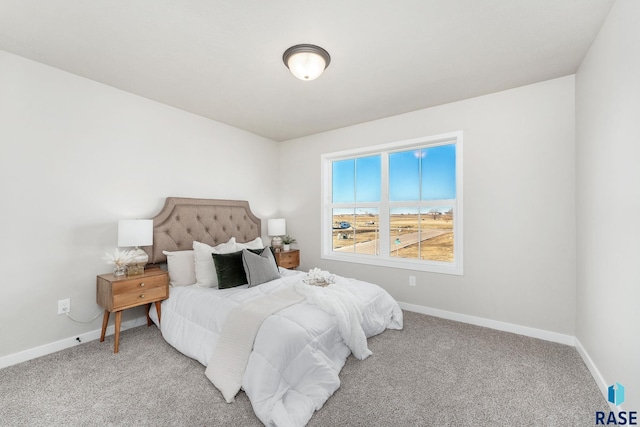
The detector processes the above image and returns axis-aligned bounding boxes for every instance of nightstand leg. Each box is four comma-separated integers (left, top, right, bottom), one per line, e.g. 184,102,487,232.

100,310,110,342
155,301,162,325
146,304,152,327
114,311,122,354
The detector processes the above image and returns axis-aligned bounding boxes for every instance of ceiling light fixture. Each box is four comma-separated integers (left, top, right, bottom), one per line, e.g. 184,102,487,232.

283,44,331,81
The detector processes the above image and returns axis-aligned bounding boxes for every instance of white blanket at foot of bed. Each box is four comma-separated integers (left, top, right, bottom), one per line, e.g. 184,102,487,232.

205,287,304,403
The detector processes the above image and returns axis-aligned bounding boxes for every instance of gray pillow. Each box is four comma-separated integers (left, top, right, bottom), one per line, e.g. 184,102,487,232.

242,248,280,287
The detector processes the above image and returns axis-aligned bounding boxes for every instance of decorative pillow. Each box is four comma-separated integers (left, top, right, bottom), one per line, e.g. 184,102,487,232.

236,237,264,250
242,248,280,288
193,238,237,287
162,250,196,287
212,248,263,289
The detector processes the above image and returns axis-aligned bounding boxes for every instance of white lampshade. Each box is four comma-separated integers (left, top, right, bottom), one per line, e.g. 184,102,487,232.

283,44,331,81
267,218,286,236
118,219,153,247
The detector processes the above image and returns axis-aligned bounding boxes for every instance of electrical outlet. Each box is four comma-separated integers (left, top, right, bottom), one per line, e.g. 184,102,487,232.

409,276,416,287
58,298,70,315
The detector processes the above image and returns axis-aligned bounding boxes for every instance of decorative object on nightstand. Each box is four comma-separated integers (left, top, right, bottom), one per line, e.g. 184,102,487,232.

103,248,133,277
275,249,300,270
118,219,153,275
96,267,169,353
268,218,286,251
281,234,296,251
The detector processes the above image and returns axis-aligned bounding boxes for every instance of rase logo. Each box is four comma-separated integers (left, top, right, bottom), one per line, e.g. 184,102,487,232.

609,383,626,406
596,382,637,425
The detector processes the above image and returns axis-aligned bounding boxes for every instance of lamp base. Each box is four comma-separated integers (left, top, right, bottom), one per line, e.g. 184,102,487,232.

126,263,145,276
271,236,283,252
126,247,148,276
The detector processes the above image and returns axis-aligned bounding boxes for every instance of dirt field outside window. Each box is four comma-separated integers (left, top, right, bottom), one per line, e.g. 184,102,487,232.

332,213,454,262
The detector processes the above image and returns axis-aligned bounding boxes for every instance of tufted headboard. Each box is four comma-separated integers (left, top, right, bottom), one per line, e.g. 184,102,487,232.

143,197,262,264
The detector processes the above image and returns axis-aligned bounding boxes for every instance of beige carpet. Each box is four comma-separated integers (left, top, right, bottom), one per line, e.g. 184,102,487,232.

0,311,608,426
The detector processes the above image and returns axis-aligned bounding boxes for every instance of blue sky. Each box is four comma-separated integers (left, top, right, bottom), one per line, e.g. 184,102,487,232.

332,144,456,205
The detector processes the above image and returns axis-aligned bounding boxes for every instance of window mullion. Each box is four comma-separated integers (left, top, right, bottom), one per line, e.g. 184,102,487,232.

418,149,423,259
379,152,390,257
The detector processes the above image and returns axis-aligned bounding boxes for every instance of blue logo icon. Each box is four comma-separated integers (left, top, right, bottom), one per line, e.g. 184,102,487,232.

608,382,625,406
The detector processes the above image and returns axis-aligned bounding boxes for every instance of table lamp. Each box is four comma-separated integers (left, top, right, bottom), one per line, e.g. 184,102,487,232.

118,219,153,275
267,218,286,251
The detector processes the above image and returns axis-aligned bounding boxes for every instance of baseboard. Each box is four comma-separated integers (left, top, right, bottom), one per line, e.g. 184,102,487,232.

0,316,147,370
574,338,607,393
574,338,621,412
398,301,576,346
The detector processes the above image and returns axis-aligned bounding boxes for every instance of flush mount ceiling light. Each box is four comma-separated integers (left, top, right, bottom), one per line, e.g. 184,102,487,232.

283,44,331,81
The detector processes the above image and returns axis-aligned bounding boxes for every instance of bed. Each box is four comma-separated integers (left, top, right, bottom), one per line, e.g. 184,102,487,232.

143,197,403,427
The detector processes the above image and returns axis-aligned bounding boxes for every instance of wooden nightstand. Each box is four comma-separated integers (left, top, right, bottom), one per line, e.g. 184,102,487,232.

96,268,169,353
275,249,300,270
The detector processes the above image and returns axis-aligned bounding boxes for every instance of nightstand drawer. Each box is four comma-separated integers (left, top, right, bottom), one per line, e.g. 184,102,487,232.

97,269,169,312
275,249,300,269
113,275,167,295
113,286,167,310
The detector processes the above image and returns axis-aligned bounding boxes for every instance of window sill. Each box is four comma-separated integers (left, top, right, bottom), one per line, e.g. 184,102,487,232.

321,252,463,275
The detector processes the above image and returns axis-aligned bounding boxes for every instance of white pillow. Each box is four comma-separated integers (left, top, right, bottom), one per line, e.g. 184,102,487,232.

162,250,196,287
193,238,237,287
236,237,264,250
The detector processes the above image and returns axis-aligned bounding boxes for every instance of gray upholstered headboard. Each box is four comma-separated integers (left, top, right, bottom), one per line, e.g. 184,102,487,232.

143,197,262,264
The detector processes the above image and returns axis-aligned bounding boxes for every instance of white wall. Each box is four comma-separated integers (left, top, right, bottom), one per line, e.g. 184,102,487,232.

0,50,279,358
575,0,640,411
279,76,576,336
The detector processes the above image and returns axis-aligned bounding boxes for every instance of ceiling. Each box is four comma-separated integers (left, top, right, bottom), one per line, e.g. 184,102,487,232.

0,0,614,141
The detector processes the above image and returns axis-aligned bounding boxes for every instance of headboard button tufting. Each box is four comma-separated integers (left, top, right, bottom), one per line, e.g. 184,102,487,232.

145,198,261,264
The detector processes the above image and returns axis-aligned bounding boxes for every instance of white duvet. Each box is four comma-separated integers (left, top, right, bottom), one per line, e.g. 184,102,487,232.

149,268,403,427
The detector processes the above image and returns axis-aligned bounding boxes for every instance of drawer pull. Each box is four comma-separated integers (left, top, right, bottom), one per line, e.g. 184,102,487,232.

140,283,145,287
140,294,145,298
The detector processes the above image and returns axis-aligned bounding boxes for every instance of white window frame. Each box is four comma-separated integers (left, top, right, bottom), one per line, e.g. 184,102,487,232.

321,131,463,275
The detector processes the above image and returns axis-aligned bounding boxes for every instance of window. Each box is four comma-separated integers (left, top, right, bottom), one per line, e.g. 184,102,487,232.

321,131,463,275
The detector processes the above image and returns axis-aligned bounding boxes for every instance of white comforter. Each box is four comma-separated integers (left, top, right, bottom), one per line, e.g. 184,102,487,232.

149,269,403,427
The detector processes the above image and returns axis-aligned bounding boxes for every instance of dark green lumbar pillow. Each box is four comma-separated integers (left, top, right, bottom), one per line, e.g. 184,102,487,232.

212,248,263,289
